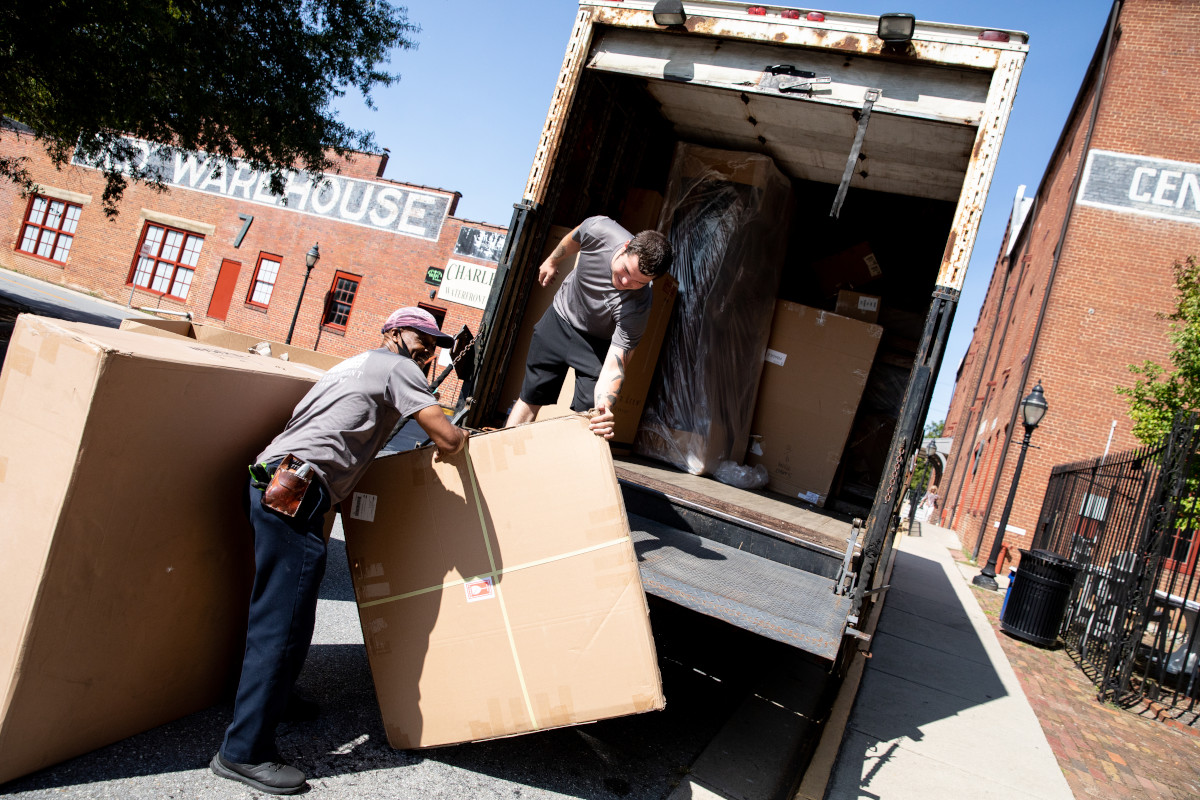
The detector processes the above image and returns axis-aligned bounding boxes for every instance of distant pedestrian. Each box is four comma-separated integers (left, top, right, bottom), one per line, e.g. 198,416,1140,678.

505,216,672,439
211,307,468,795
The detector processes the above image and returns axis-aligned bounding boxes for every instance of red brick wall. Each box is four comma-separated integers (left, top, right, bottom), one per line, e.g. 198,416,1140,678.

0,129,503,407
941,0,1200,568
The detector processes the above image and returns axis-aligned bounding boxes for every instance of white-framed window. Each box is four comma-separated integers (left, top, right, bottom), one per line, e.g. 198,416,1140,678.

128,223,204,300
18,195,82,264
247,253,281,308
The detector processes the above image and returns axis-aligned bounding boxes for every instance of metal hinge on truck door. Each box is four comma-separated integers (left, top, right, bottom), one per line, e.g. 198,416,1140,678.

760,64,831,94
830,88,882,219
834,518,865,596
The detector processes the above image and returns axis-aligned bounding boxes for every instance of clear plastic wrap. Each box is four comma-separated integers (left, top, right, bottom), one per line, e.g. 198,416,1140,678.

634,144,793,475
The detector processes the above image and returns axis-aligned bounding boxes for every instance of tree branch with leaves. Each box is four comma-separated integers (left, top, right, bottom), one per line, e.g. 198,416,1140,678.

1118,256,1200,445
0,0,418,217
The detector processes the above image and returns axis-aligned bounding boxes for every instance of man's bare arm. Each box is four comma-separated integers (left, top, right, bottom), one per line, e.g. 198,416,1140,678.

589,343,631,440
594,343,629,411
538,225,582,287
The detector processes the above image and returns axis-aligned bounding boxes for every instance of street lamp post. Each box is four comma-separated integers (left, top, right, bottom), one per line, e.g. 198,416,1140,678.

286,243,320,345
973,381,1049,590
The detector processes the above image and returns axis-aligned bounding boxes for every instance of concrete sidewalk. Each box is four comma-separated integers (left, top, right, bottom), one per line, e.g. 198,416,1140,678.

825,523,1074,800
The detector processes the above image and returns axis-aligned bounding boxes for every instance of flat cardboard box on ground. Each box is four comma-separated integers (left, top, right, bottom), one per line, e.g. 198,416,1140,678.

341,415,663,749
0,315,324,785
120,316,342,371
747,302,882,506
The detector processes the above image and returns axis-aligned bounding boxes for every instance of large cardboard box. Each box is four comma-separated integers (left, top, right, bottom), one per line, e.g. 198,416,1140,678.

0,315,324,785
835,290,882,324
747,302,882,506
611,272,678,454
811,242,883,296
499,225,578,418
341,415,663,749
120,316,342,371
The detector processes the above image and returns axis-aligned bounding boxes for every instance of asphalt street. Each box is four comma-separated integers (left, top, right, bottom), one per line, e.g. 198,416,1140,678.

0,270,827,800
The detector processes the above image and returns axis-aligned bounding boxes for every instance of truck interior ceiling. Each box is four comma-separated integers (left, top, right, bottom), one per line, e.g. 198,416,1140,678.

514,29,979,527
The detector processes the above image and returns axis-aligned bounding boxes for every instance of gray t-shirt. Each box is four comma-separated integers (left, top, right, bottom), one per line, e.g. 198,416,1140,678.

551,215,653,351
258,348,438,504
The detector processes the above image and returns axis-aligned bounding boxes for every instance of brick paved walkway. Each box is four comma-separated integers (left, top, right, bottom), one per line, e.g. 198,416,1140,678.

968,581,1200,799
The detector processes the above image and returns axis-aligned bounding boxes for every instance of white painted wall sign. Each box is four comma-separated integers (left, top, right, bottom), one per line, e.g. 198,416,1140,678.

437,259,496,309
71,137,452,241
1077,149,1200,225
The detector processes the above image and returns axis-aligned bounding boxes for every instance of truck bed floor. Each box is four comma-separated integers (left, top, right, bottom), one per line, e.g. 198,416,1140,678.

630,514,851,661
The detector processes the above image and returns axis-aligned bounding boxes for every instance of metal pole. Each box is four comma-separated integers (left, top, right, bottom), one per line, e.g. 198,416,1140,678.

286,264,314,345
975,425,1034,590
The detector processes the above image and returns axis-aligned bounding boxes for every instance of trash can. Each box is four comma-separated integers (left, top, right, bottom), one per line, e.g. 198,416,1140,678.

999,549,1081,647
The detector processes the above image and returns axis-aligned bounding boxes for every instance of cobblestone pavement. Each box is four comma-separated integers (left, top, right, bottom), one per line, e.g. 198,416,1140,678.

966,575,1200,799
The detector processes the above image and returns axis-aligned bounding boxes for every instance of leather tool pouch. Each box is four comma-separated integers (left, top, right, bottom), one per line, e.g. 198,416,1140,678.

261,454,314,517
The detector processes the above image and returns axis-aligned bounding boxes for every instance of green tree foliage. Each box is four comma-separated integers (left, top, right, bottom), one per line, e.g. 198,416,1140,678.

1118,256,1200,444
907,420,944,494
0,1,417,216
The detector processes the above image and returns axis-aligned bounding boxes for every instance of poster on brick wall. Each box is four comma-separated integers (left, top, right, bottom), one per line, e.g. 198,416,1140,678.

1078,149,1200,225
437,259,496,310
453,227,506,262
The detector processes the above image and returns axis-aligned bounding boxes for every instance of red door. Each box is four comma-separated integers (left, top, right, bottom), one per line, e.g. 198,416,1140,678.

207,259,241,320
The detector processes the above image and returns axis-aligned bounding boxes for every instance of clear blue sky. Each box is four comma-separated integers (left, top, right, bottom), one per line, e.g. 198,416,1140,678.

334,1,1114,427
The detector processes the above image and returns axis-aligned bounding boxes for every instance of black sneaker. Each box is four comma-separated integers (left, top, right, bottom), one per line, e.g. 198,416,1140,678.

210,752,307,795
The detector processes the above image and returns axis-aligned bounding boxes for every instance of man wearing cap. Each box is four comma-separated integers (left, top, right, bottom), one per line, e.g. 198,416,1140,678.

211,307,467,795
506,215,672,439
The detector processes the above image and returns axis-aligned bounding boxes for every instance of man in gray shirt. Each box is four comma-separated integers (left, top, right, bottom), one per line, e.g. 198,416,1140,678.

212,307,467,795
506,215,672,438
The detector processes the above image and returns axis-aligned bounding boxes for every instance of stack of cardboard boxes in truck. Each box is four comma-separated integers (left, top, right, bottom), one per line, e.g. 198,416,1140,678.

551,142,888,511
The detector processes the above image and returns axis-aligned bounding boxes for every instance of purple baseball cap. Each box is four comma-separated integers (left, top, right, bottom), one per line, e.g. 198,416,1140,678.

381,307,454,347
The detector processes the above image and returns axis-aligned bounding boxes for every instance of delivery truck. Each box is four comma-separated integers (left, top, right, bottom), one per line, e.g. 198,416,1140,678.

463,1,1027,668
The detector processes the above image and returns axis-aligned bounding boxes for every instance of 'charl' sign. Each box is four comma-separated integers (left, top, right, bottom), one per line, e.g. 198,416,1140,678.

437,259,496,310
1077,149,1200,225
71,137,452,241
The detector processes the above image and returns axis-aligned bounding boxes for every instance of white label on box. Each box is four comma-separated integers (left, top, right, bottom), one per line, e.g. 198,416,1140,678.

798,491,821,504
764,349,787,366
858,296,880,312
749,440,764,456
349,492,378,522
464,577,495,602
863,253,882,277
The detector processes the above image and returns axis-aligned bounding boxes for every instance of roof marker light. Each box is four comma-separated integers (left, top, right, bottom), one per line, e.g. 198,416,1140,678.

877,12,916,43
807,12,826,22
747,6,767,15
782,9,800,19
653,0,686,26
979,30,1011,42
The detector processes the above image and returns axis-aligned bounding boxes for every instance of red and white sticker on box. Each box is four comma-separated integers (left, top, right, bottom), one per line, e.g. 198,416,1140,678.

464,576,495,603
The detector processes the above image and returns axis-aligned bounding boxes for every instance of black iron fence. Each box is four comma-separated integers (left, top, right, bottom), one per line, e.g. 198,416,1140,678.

1033,415,1200,716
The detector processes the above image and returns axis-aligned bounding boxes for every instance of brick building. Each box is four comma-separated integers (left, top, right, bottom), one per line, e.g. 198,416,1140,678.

940,0,1200,569
0,124,507,406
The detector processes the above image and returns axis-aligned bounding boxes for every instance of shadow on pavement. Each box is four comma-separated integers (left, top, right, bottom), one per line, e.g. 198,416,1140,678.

827,546,1011,799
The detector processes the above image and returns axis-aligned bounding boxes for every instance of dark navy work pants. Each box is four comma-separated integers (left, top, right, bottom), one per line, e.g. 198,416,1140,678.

220,470,331,764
